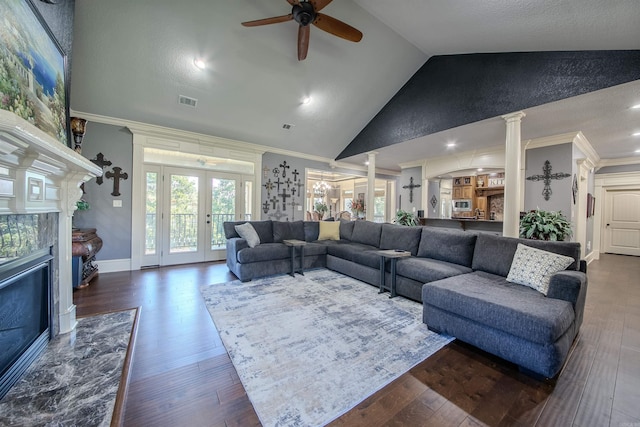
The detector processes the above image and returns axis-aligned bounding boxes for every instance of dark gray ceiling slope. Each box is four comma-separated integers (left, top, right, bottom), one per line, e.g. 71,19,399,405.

336,51,640,160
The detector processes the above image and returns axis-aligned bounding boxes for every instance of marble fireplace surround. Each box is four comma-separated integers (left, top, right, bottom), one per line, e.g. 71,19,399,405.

0,110,101,335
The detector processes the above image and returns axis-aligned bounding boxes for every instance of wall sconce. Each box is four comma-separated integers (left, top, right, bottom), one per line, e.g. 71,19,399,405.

70,117,87,154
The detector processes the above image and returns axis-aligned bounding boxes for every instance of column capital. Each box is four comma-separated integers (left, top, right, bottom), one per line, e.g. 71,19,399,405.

367,151,378,158
501,111,526,122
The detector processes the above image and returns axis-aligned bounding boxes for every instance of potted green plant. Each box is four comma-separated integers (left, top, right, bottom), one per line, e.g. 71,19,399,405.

519,209,573,241
314,202,328,219
395,209,419,226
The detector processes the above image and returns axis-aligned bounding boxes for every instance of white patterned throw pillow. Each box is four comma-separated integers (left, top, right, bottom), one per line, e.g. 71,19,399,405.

506,243,574,295
234,222,260,248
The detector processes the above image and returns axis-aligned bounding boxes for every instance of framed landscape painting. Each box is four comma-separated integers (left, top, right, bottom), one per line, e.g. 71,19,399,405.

0,0,69,146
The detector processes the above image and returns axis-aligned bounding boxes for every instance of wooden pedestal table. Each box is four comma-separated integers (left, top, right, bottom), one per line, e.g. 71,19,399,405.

376,249,411,298
72,228,103,288
283,239,306,277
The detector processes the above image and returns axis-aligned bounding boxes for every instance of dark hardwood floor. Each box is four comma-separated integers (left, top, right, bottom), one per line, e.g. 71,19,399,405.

73,253,640,427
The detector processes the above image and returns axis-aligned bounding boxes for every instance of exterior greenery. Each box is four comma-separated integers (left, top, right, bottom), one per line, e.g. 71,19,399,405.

394,209,419,226
519,209,573,241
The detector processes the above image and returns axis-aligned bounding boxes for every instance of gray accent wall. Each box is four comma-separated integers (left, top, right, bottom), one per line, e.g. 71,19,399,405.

72,123,133,260
524,143,573,216
426,180,440,218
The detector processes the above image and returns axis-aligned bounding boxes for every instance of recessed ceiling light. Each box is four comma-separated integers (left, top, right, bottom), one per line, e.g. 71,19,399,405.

193,58,206,70
446,143,456,148
301,96,311,105
633,132,640,137
632,104,640,109
364,161,370,166
477,168,483,172
636,149,640,153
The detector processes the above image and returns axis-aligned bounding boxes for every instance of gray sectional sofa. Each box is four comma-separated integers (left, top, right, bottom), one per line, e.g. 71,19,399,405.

224,219,588,378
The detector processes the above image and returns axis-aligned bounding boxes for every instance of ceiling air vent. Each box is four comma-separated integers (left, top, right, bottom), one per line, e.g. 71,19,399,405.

178,95,198,108
282,123,295,130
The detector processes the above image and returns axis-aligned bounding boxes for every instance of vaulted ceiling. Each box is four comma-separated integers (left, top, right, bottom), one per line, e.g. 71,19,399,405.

70,0,640,171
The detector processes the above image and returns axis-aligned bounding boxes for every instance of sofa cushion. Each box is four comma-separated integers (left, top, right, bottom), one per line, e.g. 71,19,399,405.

379,224,422,255
471,233,580,277
237,243,289,263
507,244,574,295
396,257,472,284
417,227,477,267
422,271,575,344
318,221,340,240
234,222,260,248
326,242,378,263
224,220,274,243
273,220,305,243
339,219,355,240
304,221,319,242
351,221,382,247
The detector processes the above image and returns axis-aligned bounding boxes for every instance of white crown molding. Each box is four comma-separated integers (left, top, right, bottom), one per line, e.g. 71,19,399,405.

523,131,600,166
422,145,506,178
597,157,640,168
70,110,399,176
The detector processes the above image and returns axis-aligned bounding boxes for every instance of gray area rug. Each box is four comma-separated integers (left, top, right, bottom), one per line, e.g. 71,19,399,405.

200,269,452,427
0,308,137,427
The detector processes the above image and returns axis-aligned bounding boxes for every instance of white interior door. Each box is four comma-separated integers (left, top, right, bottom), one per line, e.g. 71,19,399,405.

603,190,640,256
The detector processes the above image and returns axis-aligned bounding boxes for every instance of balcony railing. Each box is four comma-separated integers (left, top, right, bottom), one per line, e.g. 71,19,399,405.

145,213,252,254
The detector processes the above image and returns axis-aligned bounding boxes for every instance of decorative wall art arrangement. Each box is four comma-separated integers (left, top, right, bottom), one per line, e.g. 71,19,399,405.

526,160,571,201
263,160,303,221
89,152,128,197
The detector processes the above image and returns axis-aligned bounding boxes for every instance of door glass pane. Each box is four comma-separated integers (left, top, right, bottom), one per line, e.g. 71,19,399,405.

211,178,236,249
244,181,252,221
170,174,199,253
145,172,157,255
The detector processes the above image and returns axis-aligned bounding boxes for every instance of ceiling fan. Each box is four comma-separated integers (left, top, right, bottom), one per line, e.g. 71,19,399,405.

241,0,363,61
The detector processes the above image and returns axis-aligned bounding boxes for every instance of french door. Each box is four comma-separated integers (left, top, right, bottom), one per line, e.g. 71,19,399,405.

142,165,250,267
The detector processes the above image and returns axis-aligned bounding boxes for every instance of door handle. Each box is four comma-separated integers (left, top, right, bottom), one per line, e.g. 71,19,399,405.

606,223,610,226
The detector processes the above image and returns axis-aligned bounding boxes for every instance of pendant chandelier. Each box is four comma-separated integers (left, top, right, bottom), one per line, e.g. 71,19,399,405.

313,179,331,197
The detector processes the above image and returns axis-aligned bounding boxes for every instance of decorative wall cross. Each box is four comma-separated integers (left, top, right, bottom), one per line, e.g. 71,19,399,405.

262,166,270,178
526,160,570,201
402,177,421,203
270,196,278,210
275,177,283,191
105,166,128,197
280,188,291,210
292,169,299,181
279,161,290,178
285,178,293,188
262,201,270,214
90,152,112,185
272,168,280,178
263,179,274,196
289,200,300,220
268,208,288,221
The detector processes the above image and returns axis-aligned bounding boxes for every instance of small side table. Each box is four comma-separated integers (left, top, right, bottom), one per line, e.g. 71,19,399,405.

283,239,307,277
72,228,103,288
376,249,411,298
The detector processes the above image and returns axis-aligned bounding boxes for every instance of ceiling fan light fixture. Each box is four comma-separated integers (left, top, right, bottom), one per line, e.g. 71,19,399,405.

193,58,206,70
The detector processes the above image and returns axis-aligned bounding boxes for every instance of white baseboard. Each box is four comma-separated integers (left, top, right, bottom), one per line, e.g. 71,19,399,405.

585,251,599,264
96,258,132,273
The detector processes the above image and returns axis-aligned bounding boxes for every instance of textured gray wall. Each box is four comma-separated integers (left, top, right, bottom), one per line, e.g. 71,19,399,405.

72,123,133,260
524,143,573,216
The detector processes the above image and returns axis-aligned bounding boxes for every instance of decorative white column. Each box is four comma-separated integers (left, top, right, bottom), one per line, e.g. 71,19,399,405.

502,112,526,237
366,152,377,221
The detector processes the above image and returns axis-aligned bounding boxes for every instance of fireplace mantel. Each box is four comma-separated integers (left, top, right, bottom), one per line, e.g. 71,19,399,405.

0,110,102,334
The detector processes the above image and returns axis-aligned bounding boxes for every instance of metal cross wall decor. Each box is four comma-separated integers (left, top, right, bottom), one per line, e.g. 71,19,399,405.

105,166,128,197
90,152,112,185
526,160,571,201
402,177,421,203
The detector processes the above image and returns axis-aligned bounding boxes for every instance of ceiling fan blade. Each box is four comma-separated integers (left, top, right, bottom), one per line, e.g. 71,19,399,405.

286,0,300,5
310,0,333,12
313,13,362,42
242,14,293,27
298,25,310,61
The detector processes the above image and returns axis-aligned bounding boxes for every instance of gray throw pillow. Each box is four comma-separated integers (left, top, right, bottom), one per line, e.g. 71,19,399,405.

234,222,260,248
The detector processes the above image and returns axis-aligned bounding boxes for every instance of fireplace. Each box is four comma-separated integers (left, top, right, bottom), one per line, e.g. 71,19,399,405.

0,110,101,398
0,248,52,399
